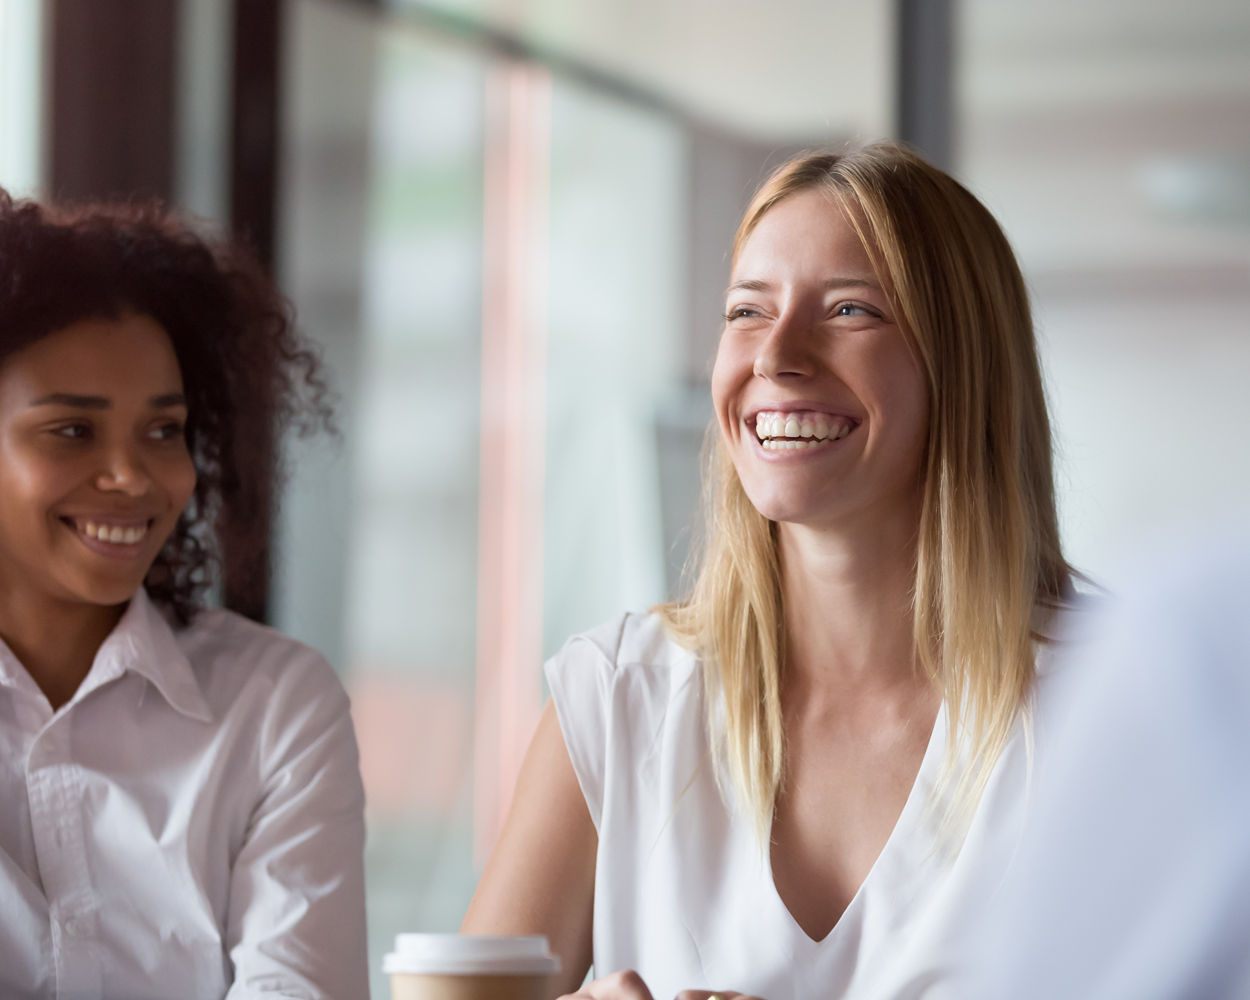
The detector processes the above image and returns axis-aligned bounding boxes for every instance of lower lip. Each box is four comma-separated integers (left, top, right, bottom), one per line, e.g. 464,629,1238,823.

63,520,153,561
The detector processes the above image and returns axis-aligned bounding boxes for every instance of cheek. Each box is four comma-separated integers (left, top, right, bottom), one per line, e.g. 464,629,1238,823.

710,339,750,429
0,446,80,523
897,364,930,444
861,337,928,431
875,362,930,472
161,454,198,514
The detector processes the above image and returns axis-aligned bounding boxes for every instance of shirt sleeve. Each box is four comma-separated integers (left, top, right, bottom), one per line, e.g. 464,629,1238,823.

543,614,626,832
224,647,368,1000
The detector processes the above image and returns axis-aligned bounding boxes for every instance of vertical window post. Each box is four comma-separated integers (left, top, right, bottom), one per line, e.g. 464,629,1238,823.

896,0,955,171
49,0,177,203
226,0,283,622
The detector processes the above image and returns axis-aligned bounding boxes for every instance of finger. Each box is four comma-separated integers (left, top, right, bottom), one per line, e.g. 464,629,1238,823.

569,969,656,1000
674,991,748,1000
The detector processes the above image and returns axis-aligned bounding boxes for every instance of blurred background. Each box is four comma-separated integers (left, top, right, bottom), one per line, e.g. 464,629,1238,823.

1,0,1247,994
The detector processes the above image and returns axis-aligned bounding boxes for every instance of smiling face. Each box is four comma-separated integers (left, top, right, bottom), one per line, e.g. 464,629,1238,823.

0,314,196,611
711,187,929,531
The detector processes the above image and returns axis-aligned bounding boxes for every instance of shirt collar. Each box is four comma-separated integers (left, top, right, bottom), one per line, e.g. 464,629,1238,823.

73,589,214,723
0,637,40,697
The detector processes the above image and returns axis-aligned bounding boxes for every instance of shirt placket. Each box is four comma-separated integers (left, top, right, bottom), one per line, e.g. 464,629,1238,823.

27,718,102,1000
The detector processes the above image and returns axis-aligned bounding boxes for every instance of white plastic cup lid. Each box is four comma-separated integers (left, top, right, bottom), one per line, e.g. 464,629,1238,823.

383,934,562,976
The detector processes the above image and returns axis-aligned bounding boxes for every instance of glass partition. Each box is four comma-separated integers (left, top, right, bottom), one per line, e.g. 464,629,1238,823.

542,80,687,661
0,0,43,198
274,4,690,993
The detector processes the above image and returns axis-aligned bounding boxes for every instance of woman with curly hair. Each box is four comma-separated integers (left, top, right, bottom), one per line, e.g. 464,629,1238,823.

0,190,366,999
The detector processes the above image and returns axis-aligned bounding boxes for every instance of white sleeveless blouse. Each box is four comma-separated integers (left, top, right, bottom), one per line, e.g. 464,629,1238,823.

545,611,1069,1000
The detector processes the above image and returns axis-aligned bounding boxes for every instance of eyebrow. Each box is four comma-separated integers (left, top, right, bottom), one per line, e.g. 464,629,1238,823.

726,276,878,294
29,392,187,409
823,276,877,290
727,279,773,293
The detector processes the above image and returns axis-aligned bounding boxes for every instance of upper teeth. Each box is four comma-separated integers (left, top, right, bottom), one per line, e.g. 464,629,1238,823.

753,411,853,443
80,521,148,544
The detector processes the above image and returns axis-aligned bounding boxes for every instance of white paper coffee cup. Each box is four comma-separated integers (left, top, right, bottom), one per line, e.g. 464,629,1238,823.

384,934,561,1000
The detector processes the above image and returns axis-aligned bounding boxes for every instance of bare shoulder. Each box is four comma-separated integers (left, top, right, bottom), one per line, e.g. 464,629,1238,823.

462,700,596,993
461,611,687,994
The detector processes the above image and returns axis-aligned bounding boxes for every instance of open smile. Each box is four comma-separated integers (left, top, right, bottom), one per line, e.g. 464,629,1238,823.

60,516,156,558
750,409,857,452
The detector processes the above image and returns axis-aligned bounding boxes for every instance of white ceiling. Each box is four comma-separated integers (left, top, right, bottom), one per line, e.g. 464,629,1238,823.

399,0,1250,277
961,0,1250,280
396,0,895,141
964,0,1250,115
402,0,1250,139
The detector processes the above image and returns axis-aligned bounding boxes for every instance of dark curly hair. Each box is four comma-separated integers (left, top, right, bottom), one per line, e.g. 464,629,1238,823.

0,188,331,625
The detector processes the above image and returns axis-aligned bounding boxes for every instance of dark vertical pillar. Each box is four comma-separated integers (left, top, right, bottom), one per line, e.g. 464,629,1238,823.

225,0,284,622
231,0,282,271
897,0,955,171
49,0,178,203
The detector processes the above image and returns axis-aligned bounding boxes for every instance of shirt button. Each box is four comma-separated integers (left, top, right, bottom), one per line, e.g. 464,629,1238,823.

64,917,83,937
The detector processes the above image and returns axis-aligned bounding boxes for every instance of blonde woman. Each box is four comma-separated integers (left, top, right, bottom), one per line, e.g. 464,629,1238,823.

463,142,1075,1000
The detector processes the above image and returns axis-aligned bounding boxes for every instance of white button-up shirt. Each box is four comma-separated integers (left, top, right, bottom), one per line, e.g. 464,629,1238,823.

0,589,368,1000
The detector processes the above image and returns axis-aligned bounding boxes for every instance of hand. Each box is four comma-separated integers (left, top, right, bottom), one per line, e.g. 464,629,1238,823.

559,971,654,1000
558,971,764,1000
676,992,763,1000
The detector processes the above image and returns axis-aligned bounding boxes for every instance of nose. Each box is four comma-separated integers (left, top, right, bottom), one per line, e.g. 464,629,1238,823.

95,442,152,497
753,305,816,382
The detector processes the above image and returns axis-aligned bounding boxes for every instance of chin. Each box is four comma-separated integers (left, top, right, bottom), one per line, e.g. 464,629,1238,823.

738,483,827,525
60,571,148,609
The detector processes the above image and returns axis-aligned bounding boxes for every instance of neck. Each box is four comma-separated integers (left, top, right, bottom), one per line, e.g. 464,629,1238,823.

0,585,126,711
777,496,923,698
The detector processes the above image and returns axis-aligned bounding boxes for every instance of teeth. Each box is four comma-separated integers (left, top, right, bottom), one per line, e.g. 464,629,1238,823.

763,438,824,451
753,411,854,447
78,520,148,545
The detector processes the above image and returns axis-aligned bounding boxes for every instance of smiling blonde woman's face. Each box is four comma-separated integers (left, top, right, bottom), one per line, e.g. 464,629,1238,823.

711,188,929,530
0,314,196,609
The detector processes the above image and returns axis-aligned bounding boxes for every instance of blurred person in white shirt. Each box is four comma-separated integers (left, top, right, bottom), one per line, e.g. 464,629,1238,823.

0,190,367,1000
961,532,1250,999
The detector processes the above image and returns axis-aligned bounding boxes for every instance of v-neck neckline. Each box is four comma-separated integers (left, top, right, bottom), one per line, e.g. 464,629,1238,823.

765,701,949,946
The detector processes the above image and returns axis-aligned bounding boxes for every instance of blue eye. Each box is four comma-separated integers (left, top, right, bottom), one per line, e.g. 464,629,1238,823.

836,303,870,317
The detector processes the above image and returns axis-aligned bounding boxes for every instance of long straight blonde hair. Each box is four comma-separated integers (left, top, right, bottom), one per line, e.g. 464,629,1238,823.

657,141,1072,839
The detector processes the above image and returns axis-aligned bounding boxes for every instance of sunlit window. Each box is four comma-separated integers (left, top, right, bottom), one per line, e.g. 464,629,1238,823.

0,0,43,198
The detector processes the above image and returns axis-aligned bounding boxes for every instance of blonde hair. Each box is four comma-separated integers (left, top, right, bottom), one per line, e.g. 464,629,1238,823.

657,141,1071,839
